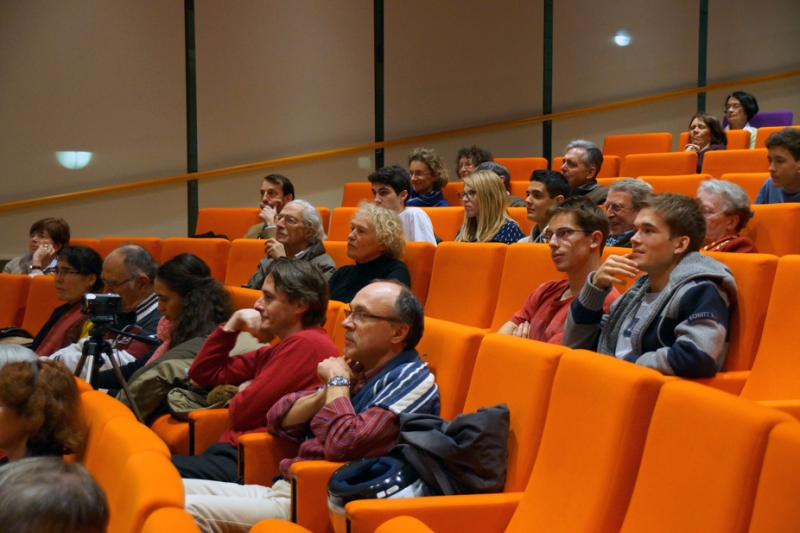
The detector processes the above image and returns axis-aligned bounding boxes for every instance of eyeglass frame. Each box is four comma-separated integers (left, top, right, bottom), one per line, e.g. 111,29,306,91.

102,276,134,288
724,103,743,112
541,228,592,244
603,202,634,214
409,170,433,178
457,190,478,200
275,213,304,225
54,267,84,277
343,308,399,324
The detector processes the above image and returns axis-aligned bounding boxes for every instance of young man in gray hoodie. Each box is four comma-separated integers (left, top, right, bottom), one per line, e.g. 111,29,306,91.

563,193,737,378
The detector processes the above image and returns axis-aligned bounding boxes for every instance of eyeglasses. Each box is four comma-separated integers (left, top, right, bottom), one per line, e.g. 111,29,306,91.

724,103,742,112
343,308,398,324
275,214,302,225
541,228,591,243
54,268,82,277
603,203,633,214
701,207,726,218
457,190,477,200
458,162,475,170
102,276,133,288
409,170,433,178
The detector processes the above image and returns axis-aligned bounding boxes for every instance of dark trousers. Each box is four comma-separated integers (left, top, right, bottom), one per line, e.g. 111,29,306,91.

172,442,240,483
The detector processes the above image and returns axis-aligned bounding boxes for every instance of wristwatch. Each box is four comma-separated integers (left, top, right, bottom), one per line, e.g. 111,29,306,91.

326,376,351,388
29,265,42,271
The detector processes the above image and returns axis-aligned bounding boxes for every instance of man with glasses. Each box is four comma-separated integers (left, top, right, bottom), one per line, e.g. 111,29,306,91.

182,281,439,532
48,244,162,374
244,174,295,239
604,178,654,247
244,199,336,289
498,197,619,344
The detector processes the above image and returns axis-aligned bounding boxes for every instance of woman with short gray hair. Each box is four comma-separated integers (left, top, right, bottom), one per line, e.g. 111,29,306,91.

696,179,757,253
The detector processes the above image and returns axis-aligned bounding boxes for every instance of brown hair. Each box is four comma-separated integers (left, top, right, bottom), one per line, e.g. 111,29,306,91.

30,218,71,248
640,193,707,253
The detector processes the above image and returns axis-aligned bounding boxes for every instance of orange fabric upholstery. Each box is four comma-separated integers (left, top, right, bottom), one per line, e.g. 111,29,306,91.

81,390,138,470
494,157,549,181
149,414,190,456
20,275,62,336
330,304,347,353
740,204,800,256
619,152,698,177
702,148,769,177
69,237,101,252
721,172,770,202
195,207,262,239
0,274,30,327
141,507,201,533
441,181,464,207
341,183,373,207
189,408,232,455
240,432,301,486
97,237,164,261
508,181,529,198
420,207,465,241
678,129,752,151
225,285,262,312
503,350,665,533
318,207,330,234
225,239,265,286
747,422,800,533
252,519,341,533
424,242,507,328
403,241,436,306
327,207,358,241
618,380,793,533
639,174,712,196
321,241,355,268
551,155,621,179
754,125,800,149
604,132,673,159
161,238,231,282
508,207,534,236
325,300,343,339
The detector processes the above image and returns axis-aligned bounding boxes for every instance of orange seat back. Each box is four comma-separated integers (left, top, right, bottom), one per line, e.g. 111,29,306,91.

619,380,793,533
604,132,673,159
330,304,348,354
494,157,549,182
69,238,101,252
741,256,800,400
678,129,752,151
225,286,262,312
441,181,463,207
620,152,697,177
424,242,507,328
506,350,665,533
747,422,800,533
161,238,231,282
20,275,63,336
0,274,31,327
97,237,164,261
639,174,712,196
702,149,769,177
225,239,266,286
141,507,201,533
327,207,358,241
324,300,343,339
420,207,465,241
195,207,262,239
341,183,373,207
551,155,621,179
322,241,355,268
701,251,778,371
508,207,534,236
317,207,331,234
740,204,800,256
754,125,800,149
721,172,770,202
80,391,139,473
462,334,568,492
402,241,436,306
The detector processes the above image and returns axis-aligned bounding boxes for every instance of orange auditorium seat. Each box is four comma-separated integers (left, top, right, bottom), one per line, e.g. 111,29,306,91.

321,241,355,268
341,182,373,207
69,237,101,252
441,181,463,207
596,177,620,188
327,207,358,241
225,239,265,286
97,236,164,261
639,174,712,196
161,237,230,282
721,172,770,202
508,207,534,236
420,207,464,241
509,181,529,198
494,157,548,181
551,155,621,179
141,507,201,533
603,132,672,159
20,275,62,336
402,242,436,306
619,152,697,177
701,148,769,177
225,286,262,312
0,274,31,327
677,129,752,151
195,207,261,239
318,206,330,234
754,125,800,149
747,422,800,533
740,204,800,256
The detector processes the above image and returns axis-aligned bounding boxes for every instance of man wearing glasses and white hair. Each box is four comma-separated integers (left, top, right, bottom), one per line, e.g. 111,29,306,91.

604,178,654,248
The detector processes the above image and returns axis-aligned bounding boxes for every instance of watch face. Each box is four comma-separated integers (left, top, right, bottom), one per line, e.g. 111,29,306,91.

328,376,350,387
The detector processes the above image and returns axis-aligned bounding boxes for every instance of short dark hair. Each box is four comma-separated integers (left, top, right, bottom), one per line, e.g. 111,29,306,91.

640,193,706,253
264,174,295,199
765,128,800,161
112,244,158,284
368,165,411,198
456,146,493,168
475,161,512,190
546,196,610,253
380,280,424,351
265,259,329,328
530,169,571,199
58,246,104,292
30,218,71,248
726,91,759,121
0,457,109,533
689,113,727,146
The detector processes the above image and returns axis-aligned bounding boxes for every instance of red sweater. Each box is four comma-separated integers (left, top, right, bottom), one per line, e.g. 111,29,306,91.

188,324,338,447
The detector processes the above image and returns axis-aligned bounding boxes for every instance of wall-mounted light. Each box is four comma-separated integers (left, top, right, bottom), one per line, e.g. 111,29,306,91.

614,30,631,47
56,151,93,169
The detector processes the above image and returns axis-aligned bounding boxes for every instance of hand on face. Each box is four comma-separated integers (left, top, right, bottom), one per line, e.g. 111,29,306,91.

225,308,275,344
31,243,58,267
260,205,277,226
264,239,286,259
591,253,639,290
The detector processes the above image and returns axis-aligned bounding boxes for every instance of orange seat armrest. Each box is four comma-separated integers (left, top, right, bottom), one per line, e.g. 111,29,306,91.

692,371,750,395
238,433,300,485
757,400,800,421
188,408,231,455
291,460,344,533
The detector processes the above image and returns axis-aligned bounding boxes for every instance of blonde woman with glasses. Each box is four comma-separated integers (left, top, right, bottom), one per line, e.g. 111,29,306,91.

455,170,524,244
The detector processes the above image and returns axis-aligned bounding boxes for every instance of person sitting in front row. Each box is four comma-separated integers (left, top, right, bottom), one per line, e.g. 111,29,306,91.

455,170,525,245
329,202,411,303
369,164,437,246
605,178,654,248
563,193,737,378
755,128,800,204
519,170,570,243
697,180,757,253
498,197,619,344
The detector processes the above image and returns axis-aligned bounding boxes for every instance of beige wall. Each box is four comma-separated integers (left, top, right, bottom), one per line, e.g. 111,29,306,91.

1,0,799,258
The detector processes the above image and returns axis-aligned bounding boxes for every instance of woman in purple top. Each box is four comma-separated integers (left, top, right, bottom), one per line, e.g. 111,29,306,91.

684,113,727,173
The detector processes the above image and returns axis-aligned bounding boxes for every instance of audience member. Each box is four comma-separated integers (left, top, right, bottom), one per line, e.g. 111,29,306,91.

564,193,736,378
604,178,654,248
0,457,109,533
329,203,410,303
49,244,162,373
697,180,757,253
475,161,526,207
455,170,524,244
455,145,493,179
182,281,439,533
755,128,800,204
244,199,336,289
561,140,608,204
498,197,619,344
684,113,727,173
3,217,70,276
406,148,451,207
0,344,35,370
369,165,437,246
724,91,759,149
31,246,103,356
519,170,570,243
173,260,338,483
244,174,295,239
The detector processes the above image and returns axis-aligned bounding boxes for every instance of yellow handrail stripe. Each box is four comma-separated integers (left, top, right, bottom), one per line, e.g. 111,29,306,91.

2,67,798,212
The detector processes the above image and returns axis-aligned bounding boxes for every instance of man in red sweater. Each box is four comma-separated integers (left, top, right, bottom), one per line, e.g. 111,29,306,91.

172,259,338,482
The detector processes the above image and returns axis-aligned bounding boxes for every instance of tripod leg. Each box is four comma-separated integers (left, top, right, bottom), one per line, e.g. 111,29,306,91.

105,345,145,424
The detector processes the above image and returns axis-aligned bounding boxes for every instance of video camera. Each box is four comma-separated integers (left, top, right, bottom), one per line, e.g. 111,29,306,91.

81,293,122,325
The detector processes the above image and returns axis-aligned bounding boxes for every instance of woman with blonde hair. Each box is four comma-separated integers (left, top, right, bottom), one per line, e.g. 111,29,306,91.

455,170,525,244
